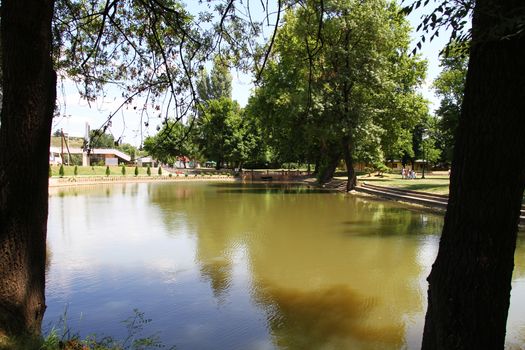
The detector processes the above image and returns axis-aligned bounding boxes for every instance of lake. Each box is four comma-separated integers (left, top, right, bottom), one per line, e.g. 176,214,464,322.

44,182,525,349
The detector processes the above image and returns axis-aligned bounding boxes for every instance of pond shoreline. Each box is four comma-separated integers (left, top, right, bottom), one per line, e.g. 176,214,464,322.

48,175,237,187
48,176,452,216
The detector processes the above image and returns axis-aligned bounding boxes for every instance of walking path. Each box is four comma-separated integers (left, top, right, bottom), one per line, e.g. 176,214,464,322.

357,182,448,209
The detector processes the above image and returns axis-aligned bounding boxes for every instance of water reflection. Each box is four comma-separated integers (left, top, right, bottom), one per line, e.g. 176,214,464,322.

45,182,525,349
146,183,434,348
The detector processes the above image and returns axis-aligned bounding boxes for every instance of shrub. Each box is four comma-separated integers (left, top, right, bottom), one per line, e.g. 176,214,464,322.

158,167,162,176
59,164,65,178
134,166,139,176
147,165,151,176
121,165,126,176
169,173,173,178
105,166,110,177
74,165,78,176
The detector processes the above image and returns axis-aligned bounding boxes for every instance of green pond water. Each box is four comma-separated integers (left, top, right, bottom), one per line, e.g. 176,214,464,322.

44,182,525,349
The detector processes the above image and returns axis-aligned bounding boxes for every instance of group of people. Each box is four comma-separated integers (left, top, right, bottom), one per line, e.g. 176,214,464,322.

401,168,417,179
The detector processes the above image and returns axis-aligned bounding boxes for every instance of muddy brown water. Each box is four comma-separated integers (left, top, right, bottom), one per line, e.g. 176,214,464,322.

44,182,525,349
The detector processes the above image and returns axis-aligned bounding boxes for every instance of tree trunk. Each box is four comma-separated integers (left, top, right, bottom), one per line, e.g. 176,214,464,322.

317,147,341,184
342,136,356,191
0,0,56,338
422,1,525,348
313,158,320,176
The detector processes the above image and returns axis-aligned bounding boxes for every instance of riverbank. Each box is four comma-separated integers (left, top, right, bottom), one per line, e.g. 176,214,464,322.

48,174,236,187
354,172,450,195
323,175,525,224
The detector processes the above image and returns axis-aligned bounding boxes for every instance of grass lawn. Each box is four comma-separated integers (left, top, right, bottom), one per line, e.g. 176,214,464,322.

50,165,160,177
355,172,451,195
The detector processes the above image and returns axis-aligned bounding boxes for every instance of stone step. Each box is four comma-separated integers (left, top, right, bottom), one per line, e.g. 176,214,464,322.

355,185,448,209
357,182,525,225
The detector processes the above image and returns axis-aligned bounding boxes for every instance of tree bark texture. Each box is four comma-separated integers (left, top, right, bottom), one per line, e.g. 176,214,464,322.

342,136,356,191
0,0,56,337
317,143,341,184
422,1,525,349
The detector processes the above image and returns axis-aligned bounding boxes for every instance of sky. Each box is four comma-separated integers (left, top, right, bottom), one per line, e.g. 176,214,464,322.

53,1,456,147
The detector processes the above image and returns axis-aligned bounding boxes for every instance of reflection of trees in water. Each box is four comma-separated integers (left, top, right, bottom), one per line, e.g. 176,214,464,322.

253,283,405,349
148,183,266,299
49,183,141,198
344,197,444,238
199,258,232,302
148,183,442,348
245,197,430,348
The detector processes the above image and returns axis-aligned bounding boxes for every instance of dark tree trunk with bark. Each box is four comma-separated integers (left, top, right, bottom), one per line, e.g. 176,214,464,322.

0,0,56,338
313,158,320,176
317,143,341,184
342,136,356,191
422,1,525,348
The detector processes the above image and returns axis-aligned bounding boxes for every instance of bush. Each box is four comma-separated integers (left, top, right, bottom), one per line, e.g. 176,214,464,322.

147,165,151,176
158,167,162,176
169,173,172,178
74,165,78,176
121,165,126,176
59,164,65,178
134,166,139,176
105,166,110,177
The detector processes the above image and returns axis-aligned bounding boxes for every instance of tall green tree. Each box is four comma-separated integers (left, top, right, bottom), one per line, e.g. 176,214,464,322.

197,97,251,169
89,130,115,149
143,121,196,165
209,56,232,100
250,0,427,188
432,50,468,163
197,55,233,103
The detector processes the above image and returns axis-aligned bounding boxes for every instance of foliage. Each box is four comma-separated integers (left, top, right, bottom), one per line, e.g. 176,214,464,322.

39,309,173,350
432,49,468,162
146,165,151,176
135,166,139,177
59,164,65,178
73,165,78,176
121,165,126,176
89,130,115,149
402,0,473,56
143,121,195,165
158,166,162,176
197,97,258,168
51,0,263,147
197,55,233,103
105,166,110,177
248,0,428,183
